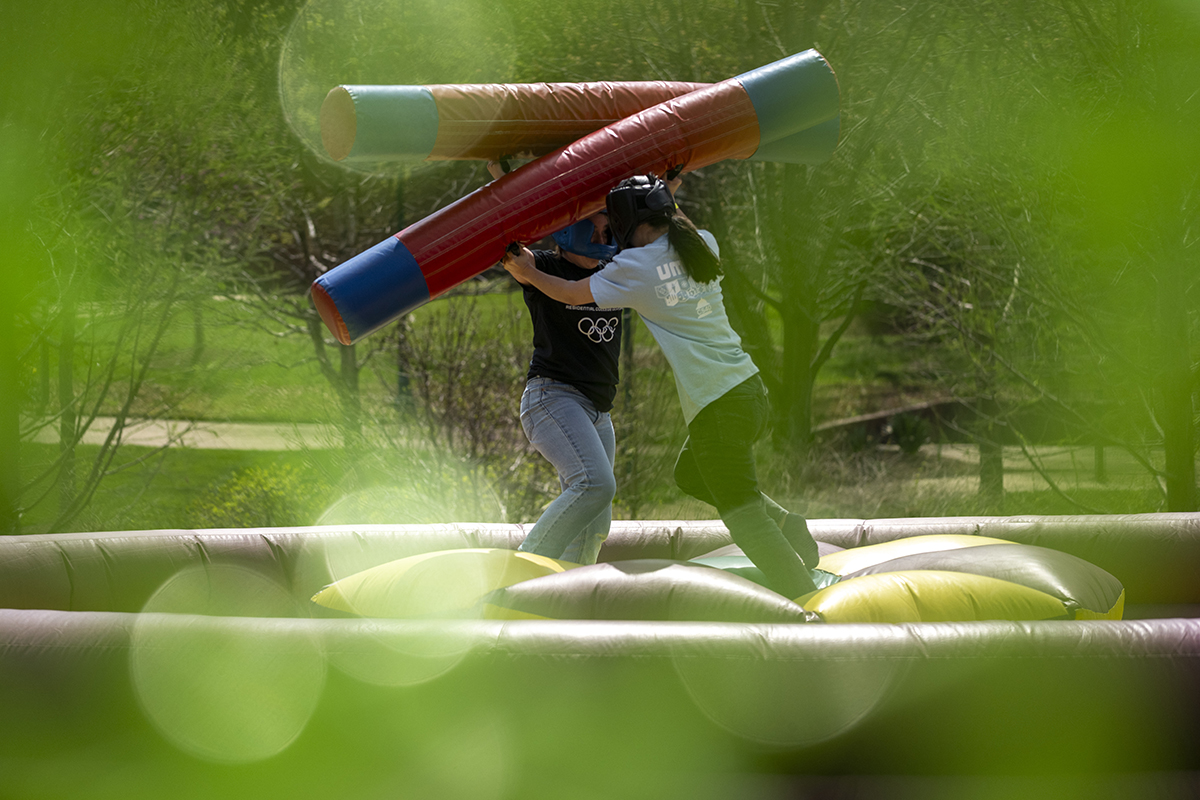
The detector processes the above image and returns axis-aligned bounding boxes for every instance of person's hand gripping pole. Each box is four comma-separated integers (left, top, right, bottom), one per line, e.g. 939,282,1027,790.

503,242,537,285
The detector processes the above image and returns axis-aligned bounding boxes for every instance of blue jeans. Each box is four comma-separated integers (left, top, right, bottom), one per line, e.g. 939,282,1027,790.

516,378,616,564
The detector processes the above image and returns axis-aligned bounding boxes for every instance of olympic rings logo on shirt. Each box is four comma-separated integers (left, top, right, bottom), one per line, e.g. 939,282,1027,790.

578,316,620,343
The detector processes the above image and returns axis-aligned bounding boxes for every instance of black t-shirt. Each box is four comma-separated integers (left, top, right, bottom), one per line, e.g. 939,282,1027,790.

522,250,622,412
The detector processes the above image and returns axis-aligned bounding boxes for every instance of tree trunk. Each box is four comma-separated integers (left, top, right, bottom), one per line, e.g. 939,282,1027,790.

977,398,1005,512
305,314,363,452
393,178,412,415
772,0,828,461
1094,444,1107,483
782,0,828,51
1,307,18,534
395,323,412,414
618,307,640,519
190,296,205,365
1157,269,1197,511
57,293,77,517
777,306,819,458
978,436,1005,511
338,342,363,451
37,335,50,416
621,307,635,407
701,171,777,389
773,161,820,459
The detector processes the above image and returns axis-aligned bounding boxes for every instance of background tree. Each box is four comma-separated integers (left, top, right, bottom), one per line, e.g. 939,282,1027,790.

874,0,1197,512
1058,0,1200,511
7,0,1196,533
6,3,196,533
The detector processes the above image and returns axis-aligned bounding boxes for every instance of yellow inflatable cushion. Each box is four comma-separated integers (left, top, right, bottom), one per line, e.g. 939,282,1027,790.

817,534,1012,576
311,548,578,618
1074,590,1126,620
802,570,1069,623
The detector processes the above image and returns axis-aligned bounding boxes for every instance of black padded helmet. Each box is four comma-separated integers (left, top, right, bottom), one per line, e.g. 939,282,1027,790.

605,175,677,250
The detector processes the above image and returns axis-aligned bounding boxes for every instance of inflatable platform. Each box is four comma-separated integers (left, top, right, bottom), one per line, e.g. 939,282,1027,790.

2,514,1199,798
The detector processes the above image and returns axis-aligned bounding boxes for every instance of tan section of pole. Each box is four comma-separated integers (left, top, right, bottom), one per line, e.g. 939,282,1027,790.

320,86,357,161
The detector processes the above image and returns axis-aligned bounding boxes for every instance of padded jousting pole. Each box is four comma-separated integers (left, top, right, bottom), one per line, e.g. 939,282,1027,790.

320,79,839,166
320,80,710,162
312,50,839,345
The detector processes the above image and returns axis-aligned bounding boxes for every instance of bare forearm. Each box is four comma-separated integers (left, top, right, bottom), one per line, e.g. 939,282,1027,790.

526,269,594,305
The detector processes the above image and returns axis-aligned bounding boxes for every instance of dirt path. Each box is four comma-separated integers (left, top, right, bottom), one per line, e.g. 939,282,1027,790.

29,418,1171,497
29,417,340,450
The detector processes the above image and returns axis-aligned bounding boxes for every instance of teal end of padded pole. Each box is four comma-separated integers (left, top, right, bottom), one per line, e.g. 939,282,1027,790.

746,116,841,165
736,50,840,148
336,85,440,162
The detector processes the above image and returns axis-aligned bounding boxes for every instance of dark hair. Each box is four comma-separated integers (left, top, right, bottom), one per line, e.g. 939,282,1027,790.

665,211,721,284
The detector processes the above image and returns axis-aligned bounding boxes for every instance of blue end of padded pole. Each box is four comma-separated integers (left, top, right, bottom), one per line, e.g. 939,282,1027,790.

735,50,840,148
314,237,431,342
343,85,440,161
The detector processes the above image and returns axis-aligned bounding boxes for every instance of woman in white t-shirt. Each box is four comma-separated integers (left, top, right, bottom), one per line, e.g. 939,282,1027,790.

503,175,819,600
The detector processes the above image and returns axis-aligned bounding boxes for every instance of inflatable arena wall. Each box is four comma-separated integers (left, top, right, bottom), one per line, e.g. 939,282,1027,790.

2,514,1199,798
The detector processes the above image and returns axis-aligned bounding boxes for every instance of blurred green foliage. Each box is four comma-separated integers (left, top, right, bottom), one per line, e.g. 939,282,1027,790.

187,463,329,528
5,0,1198,533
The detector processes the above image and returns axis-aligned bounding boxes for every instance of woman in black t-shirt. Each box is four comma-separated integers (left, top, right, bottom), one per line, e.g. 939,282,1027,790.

489,162,622,564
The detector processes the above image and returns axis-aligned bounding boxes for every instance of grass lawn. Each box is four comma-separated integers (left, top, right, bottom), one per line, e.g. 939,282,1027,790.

17,443,318,534
49,288,532,424
45,286,955,425
16,437,1169,536
14,288,1177,535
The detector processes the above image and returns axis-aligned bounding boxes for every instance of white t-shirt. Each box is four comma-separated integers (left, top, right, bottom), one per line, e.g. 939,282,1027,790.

589,231,759,424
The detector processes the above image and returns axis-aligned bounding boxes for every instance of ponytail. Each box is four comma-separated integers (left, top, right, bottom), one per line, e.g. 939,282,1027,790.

666,213,721,284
